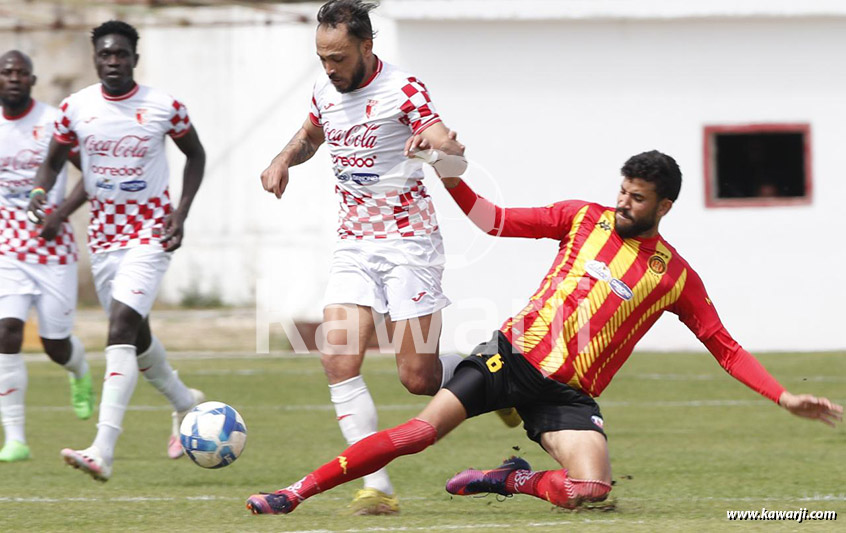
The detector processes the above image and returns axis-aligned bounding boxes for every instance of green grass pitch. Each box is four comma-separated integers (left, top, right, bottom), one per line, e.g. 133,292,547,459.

1,351,843,532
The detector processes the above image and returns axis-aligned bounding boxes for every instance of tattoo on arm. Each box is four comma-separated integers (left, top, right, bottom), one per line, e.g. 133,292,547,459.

287,136,317,166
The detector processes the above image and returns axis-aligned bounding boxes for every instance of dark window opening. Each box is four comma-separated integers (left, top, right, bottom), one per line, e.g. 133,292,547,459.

704,124,811,207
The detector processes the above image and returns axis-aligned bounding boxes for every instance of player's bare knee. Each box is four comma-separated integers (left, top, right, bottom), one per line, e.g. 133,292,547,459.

320,350,356,367
107,322,135,346
107,314,143,346
41,337,72,363
0,319,24,353
398,370,439,396
541,430,611,484
320,351,362,383
320,327,359,355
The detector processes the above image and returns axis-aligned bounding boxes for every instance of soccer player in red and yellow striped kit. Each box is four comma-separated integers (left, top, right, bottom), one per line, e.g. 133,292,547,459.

247,149,842,515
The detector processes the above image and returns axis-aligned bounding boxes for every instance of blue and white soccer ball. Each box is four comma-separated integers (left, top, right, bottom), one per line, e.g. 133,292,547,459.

179,401,247,469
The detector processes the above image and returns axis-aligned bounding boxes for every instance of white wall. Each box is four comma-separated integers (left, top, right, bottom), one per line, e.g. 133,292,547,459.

392,17,846,352
138,9,846,352
140,10,338,316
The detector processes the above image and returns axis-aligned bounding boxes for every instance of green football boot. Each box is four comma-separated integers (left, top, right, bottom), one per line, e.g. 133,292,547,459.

0,440,31,462
69,372,94,420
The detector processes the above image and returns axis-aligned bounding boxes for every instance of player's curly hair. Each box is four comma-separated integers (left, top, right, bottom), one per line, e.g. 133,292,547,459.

91,20,140,52
621,150,682,201
317,0,378,41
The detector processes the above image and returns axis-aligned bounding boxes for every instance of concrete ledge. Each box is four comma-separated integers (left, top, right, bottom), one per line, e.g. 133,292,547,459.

384,0,846,21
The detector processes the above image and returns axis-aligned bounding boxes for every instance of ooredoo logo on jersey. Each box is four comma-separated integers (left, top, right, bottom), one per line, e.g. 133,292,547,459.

331,154,377,168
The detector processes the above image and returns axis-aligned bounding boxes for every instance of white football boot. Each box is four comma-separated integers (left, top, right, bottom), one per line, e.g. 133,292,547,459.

168,388,205,459
61,445,112,482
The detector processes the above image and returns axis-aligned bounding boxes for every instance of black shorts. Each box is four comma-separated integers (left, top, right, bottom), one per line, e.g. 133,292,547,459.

444,331,606,445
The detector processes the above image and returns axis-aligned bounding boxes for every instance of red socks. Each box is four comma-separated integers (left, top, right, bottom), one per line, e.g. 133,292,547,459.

505,469,611,509
289,418,438,501
277,416,611,513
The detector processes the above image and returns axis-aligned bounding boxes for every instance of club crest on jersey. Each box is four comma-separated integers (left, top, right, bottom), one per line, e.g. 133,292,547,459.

365,99,378,119
135,108,148,125
648,255,667,275
32,125,45,142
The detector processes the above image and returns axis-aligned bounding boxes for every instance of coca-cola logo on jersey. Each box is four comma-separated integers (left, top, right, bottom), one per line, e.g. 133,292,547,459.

0,149,42,171
83,135,151,158
324,122,380,149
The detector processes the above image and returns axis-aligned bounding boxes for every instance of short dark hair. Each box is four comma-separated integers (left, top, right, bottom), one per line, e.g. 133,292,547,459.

621,150,682,201
317,0,377,41
91,20,140,52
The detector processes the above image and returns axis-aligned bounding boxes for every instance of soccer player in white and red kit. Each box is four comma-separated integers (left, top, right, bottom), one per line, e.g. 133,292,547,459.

0,50,94,463
258,0,464,513
29,21,206,481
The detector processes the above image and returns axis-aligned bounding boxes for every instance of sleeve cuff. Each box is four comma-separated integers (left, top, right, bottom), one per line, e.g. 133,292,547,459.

412,116,442,135
53,133,75,145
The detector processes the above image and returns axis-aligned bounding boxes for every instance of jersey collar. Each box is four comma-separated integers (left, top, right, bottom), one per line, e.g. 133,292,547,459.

630,232,661,249
101,82,139,101
2,98,35,120
356,56,383,91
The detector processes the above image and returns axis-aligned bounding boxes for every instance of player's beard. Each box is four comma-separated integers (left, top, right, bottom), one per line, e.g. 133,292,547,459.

614,207,657,239
338,54,367,94
0,93,27,110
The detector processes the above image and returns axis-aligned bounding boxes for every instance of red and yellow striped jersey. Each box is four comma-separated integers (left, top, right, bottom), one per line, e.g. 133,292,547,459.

447,181,784,402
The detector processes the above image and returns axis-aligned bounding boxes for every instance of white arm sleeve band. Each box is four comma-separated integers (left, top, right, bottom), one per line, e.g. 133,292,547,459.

412,149,468,177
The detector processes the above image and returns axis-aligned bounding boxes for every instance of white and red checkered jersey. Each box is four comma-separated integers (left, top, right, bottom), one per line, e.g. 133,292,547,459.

54,83,191,254
0,99,78,265
310,58,443,239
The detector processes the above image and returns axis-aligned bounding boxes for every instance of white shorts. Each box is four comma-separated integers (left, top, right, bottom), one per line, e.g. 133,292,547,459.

91,245,171,318
0,255,77,339
323,234,450,321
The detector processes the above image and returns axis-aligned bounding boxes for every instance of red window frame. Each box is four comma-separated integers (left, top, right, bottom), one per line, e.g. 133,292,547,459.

703,123,812,208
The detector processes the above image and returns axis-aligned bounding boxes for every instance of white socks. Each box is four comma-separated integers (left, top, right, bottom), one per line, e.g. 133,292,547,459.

329,375,394,496
62,336,89,379
92,344,139,463
136,337,193,412
0,353,26,445
325,356,463,495
439,353,463,388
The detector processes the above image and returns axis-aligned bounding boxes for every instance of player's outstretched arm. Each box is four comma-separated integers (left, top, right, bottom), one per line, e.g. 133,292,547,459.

260,118,325,199
28,137,72,224
678,274,844,429
163,125,205,252
406,130,572,240
40,179,87,241
405,126,466,188
778,391,843,427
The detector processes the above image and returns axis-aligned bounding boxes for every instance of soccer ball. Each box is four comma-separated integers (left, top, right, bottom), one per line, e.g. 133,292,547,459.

179,401,247,468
